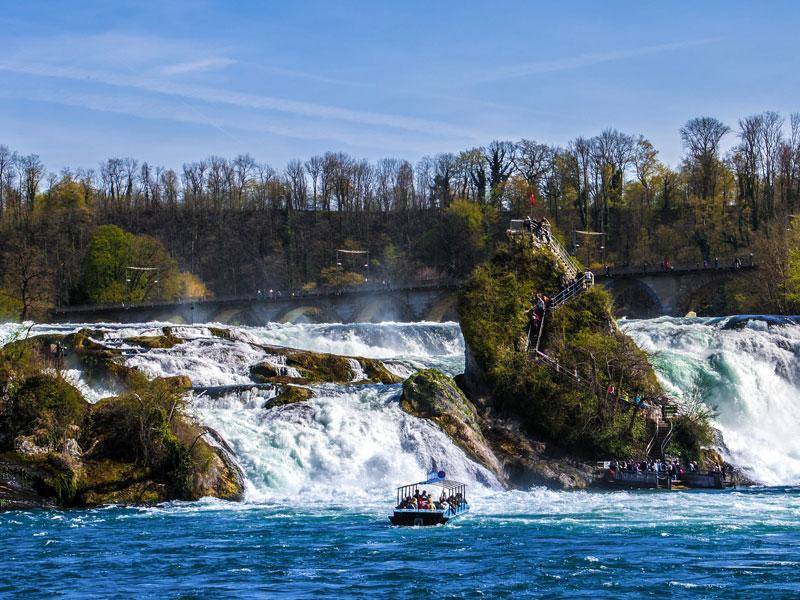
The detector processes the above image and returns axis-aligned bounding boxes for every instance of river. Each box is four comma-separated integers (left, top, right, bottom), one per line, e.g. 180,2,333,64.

1,317,799,598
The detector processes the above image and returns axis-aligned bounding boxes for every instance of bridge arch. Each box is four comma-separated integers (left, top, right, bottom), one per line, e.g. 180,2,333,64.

603,278,664,318
679,278,735,316
277,304,344,324
424,293,459,322
353,297,414,323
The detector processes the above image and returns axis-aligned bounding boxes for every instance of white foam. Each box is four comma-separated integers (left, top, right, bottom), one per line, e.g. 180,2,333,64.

192,384,501,503
623,317,800,485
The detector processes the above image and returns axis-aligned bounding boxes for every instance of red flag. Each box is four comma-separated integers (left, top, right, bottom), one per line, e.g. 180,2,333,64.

529,192,536,207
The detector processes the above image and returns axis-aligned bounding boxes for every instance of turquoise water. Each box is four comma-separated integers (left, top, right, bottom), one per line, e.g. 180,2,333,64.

2,318,800,597
3,487,800,598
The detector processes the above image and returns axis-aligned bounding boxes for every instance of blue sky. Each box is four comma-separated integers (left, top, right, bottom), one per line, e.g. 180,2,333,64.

1,1,799,171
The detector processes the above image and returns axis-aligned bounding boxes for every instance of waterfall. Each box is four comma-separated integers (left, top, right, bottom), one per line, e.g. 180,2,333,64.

622,316,800,485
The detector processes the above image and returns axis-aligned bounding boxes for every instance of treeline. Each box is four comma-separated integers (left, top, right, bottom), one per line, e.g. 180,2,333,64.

2,110,800,318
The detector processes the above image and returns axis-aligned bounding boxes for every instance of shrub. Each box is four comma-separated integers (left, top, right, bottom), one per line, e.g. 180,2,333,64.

1,374,87,450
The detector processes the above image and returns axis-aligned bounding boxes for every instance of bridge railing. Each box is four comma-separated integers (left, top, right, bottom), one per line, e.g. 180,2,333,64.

598,258,755,278
51,278,459,315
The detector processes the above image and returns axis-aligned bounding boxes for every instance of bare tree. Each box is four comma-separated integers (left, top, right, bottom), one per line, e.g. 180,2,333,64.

18,153,45,210
514,139,553,193
2,239,54,320
680,116,730,201
305,155,323,211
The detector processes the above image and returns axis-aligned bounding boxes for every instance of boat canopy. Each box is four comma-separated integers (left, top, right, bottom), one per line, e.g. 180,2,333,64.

395,470,467,505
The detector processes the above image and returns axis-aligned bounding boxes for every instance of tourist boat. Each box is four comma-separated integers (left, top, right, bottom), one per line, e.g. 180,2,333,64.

389,470,469,526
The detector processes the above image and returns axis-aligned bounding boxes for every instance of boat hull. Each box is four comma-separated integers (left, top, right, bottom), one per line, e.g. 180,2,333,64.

389,510,449,526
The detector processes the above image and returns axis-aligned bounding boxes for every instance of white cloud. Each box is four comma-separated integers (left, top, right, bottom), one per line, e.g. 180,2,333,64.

474,38,720,83
0,59,478,140
158,58,237,76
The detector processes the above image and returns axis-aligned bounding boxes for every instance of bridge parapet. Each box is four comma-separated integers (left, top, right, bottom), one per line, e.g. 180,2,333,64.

49,279,461,325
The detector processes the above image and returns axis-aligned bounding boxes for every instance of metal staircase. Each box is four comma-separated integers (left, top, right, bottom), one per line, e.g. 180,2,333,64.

646,406,675,460
549,272,595,309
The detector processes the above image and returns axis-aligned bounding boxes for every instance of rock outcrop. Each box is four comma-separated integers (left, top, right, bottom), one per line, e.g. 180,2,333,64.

264,385,315,409
250,346,401,385
400,369,506,484
0,348,244,510
400,367,596,490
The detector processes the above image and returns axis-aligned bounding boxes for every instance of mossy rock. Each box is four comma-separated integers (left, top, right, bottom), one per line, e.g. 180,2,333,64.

264,385,314,409
401,369,480,428
282,349,355,382
360,358,403,384
252,346,402,385
250,362,286,381
162,375,193,390
1,374,88,451
208,327,233,340
401,369,505,482
81,476,168,506
125,333,183,349
186,437,244,501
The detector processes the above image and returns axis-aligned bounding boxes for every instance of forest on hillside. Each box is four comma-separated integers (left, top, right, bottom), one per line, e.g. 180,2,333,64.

2,112,800,320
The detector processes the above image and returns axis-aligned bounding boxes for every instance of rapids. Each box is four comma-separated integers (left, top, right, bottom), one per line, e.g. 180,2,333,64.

622,316,800,485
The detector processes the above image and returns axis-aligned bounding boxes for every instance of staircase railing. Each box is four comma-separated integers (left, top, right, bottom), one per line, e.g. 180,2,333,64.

508,219,581,281
531,349,585,386
660,420,674,458
550,272,595,308
645,427,659,459
546,236,580,281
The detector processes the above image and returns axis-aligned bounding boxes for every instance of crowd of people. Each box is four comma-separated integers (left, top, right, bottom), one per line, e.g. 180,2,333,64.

607,458,726,481
520,216,552,243
396,489,465,512
606,386,649,409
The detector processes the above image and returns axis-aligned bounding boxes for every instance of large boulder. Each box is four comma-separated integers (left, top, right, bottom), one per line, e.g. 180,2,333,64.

264,385,314,409
400,369,506,484
250,346,402,385
125,327,184,349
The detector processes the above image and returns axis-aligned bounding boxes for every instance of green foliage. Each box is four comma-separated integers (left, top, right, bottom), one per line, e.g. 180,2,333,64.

459,235,564,371
459,234,679,459
668,413,715,462
78,224,197,304
0,373,87,450
319,266,365,287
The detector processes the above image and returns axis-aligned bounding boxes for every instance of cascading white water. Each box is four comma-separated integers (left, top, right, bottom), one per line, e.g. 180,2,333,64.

192,384,499,503
0,320,493,501
622,316,800,485
6,316,798,491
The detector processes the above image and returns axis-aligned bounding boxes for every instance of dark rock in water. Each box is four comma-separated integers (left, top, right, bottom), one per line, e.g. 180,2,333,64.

250,346,402,385
125,327,184,349
208,327,234,340
479,413,595,490
400,367,597,490
0,456,58,510
400,369,506,485
264,385,314,409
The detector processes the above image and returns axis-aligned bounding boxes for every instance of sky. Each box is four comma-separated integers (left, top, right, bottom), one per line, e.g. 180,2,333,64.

1,1,799,172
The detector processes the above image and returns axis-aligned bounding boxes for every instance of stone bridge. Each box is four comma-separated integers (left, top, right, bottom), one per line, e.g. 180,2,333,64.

49,266,755,325
597,264,756,318
50,281,462,326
